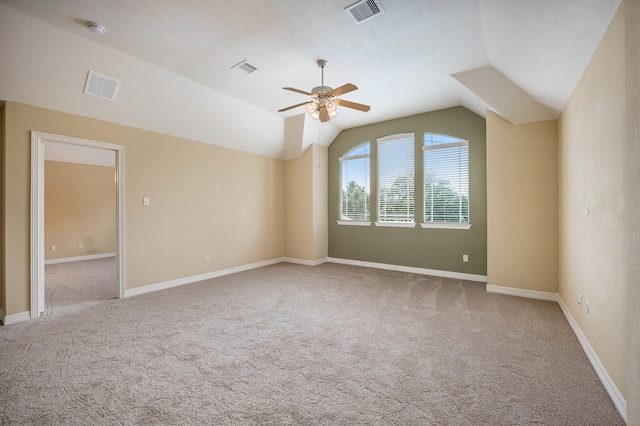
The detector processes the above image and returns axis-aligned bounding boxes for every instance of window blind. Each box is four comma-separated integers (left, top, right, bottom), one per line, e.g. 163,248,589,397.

378,133,415,223
423,134,469,223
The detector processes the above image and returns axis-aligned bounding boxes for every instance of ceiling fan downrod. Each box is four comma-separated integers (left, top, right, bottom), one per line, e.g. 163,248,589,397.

312,59,332,95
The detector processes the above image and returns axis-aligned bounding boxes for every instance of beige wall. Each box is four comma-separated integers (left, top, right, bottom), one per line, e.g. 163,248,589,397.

486,112,558,293
625,0,640,421
3,101,285,315
285,146,313,260
312,144,328,261
45,161,116,260
559,2,627,402
284,144,328,262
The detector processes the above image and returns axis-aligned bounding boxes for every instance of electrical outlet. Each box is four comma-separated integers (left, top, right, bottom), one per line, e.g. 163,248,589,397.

78,243,83,249
50,245,56,251
205,255,210,263
585,300,590,313
578,294,582,307
462,254,469,262
567,282,571,294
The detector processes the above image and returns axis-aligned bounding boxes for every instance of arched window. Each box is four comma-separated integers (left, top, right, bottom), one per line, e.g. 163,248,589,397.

339,143,370,222
423,133,469,225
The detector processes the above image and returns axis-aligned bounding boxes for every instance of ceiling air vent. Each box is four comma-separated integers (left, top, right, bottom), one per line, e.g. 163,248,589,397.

231,60,258,74
84,70,120,101
345,0,385,24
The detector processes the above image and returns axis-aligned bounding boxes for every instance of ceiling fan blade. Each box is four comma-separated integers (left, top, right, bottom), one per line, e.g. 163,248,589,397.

338,99,371,112
278,101,310,112
283,87,312,96
319,107,330,122
329,83,358,97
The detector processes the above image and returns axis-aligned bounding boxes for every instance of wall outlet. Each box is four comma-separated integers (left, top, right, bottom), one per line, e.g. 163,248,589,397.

205,254,210,263
585,300,590,313
578,294,582,307
78,243,84,249
50,245,56,251
462,254,469,262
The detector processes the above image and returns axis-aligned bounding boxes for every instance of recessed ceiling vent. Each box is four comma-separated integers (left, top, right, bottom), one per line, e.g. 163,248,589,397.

231,60,258,74
84,70,120,101
345,0,385,24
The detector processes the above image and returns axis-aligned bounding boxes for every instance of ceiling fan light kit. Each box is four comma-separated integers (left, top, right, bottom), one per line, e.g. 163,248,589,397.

278,59,370,122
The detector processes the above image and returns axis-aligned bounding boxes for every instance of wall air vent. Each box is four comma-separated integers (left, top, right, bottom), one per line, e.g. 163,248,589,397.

345,0,385,24
231,60,258,74
84,70,120,101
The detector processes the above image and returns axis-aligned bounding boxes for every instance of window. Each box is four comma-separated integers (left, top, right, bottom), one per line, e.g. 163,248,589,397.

423,133,469,228
377,133,415,226
339,143,370,223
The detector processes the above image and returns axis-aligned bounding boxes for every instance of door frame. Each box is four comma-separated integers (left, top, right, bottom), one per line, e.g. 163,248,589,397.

30,131,125,319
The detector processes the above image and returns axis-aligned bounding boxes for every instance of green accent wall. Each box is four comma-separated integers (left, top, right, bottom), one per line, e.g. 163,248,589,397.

1,103,4,315
328,106,487,275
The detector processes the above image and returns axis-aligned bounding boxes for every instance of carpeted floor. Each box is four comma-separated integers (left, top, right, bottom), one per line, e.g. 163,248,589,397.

44,257,117,316
0,260,625,425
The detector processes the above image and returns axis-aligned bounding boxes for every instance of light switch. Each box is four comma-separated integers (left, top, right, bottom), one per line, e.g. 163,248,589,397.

143,197,150,206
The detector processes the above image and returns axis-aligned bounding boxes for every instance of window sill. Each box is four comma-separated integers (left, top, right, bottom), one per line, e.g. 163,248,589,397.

337,220,372,226
420,222,472,230
374,222,416,228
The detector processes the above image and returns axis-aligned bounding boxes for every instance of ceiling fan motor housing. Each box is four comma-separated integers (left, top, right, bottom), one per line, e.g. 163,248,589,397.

311,85,334,95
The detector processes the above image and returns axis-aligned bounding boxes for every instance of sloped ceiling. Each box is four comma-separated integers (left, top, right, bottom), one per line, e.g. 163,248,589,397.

0,0,622,158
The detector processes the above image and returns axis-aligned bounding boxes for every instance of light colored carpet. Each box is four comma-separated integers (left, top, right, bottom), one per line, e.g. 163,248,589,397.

44,257,117,317
0,260,624,425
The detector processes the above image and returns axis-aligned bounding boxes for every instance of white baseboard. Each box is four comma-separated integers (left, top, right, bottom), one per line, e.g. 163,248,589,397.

125,257,286,298
486,284,559,302
557,297,627,422
285,257,328,266
3,311,31,326
45,252,116,265
327,257,487,282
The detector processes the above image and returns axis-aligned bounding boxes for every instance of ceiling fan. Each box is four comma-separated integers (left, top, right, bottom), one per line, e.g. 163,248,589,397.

278,59,370,122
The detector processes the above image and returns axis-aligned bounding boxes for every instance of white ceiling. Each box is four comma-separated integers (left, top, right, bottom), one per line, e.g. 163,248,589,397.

0,0,622,158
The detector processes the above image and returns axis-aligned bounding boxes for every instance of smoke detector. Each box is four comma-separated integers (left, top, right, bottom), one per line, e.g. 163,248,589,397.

87,21,105,35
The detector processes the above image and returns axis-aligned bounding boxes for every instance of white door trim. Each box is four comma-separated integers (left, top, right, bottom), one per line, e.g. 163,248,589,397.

30,131,125,319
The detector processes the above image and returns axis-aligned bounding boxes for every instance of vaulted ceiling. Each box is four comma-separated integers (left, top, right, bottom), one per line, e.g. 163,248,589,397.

0,0,622,158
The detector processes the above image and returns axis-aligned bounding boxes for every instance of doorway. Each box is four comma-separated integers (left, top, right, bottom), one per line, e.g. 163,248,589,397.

30,131,125,319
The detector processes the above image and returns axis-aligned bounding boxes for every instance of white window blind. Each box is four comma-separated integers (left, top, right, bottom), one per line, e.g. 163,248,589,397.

378,133,415,223
423,133,469,224
339,143,370,221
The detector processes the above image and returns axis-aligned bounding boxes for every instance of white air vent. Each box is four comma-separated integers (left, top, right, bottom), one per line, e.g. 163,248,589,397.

345,0,385,24
231,60,258,74
84,70,120,101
